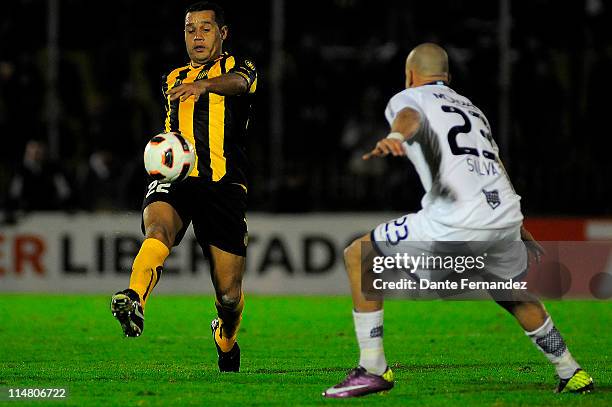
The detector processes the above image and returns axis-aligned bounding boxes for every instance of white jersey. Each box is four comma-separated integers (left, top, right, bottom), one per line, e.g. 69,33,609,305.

385,83,523,229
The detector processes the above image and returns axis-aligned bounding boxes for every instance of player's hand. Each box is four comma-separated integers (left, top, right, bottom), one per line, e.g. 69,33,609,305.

362,138,405,160
521,226,545,264
167,81,209,102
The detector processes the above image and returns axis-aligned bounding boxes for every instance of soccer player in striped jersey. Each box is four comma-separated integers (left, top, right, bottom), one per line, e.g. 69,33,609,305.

111,1,256,373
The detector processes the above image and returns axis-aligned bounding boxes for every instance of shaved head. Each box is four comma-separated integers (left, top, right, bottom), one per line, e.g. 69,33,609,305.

404,43,450,88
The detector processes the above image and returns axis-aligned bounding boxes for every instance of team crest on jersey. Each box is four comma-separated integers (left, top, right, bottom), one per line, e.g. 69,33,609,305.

482,189,501,209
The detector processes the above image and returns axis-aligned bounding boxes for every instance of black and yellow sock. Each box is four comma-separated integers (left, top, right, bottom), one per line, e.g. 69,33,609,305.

215,293,244,352
129,238,169,309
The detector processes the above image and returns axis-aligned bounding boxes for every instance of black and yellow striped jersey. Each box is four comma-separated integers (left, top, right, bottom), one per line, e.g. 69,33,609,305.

162,52,257,185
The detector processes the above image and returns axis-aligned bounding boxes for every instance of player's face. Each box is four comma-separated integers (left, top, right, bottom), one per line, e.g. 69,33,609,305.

184,10,227,66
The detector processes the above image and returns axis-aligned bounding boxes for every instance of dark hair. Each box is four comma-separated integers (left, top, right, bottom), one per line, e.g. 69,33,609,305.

186,1,226,27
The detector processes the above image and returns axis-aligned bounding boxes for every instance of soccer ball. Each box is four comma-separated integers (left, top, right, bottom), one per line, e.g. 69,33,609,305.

143,132,196,183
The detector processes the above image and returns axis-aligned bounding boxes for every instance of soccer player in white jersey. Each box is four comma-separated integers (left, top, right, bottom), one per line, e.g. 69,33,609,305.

323,43,593,398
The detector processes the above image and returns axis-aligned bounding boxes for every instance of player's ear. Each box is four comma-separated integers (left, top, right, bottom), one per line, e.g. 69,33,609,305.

220,25,228,41
406,70,413,88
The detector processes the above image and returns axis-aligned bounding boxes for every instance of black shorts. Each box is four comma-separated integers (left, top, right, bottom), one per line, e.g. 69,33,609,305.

141,177,248,257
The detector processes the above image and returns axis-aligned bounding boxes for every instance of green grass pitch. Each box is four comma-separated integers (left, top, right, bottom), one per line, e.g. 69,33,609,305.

0,295,609,406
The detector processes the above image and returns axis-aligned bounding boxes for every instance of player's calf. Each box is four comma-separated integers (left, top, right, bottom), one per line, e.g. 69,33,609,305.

498,297,594,393
214,292,244,353
525,316,594,392
343,234,382,312
210,290,244,372
128,238,169,309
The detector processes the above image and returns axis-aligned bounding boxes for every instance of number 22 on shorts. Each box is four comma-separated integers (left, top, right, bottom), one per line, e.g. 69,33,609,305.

146,180,172,198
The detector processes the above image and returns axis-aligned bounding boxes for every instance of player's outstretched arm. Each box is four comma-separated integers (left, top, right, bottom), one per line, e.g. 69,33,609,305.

167,73,248,102
363,107,421,160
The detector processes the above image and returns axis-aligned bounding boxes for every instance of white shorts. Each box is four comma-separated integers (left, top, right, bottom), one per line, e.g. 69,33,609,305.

371,212,527,281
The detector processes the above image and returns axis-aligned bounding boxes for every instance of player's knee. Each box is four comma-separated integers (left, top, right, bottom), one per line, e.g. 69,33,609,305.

495,300,520,314
495,289,543,314
496,299,543,316
146,223,175,248
344,236,369,271
343,239,360,264
218,292,241,310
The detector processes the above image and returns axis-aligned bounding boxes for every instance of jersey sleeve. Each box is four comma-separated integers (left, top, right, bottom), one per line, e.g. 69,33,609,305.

228,56,257,94
384,91,423,126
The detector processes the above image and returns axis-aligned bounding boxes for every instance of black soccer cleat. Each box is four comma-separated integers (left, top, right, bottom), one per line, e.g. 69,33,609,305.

110,289,144,337
556,368,594,393
211,318,240,372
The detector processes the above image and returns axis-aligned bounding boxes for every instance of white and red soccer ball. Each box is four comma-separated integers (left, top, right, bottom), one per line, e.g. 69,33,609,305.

143,132,195,183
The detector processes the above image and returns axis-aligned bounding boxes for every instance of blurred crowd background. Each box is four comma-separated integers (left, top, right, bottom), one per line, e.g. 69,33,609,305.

1,0,610,219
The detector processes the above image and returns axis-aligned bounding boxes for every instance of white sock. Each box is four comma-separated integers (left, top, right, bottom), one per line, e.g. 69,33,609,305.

353,309,387,375
525,317,580,379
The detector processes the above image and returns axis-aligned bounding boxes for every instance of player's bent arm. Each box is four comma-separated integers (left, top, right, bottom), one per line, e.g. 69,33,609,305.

390,107,421,141
167,73,248,101
363,107,422,160
198,72,249,96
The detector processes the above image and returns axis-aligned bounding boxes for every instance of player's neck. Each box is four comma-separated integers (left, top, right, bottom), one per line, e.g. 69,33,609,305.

410,76,449,88
190,51,224,68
